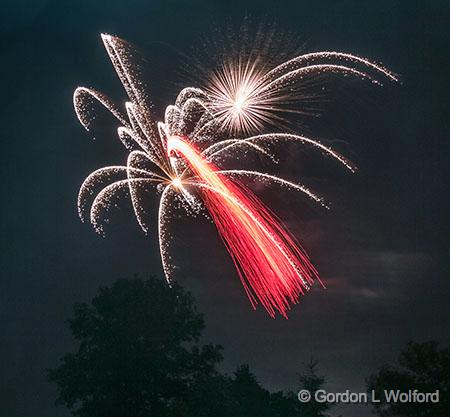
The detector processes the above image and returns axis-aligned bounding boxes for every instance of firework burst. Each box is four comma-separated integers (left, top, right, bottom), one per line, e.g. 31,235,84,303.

204,51,398,135
75,34,396,317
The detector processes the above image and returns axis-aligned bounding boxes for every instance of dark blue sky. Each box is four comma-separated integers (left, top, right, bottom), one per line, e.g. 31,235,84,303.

1,1,449,417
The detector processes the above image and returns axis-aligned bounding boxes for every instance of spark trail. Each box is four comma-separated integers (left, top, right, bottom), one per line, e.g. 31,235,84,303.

75,34,397,317
168,136,319,317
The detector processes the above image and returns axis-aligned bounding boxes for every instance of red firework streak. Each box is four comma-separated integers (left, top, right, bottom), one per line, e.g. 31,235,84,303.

168,136,322,318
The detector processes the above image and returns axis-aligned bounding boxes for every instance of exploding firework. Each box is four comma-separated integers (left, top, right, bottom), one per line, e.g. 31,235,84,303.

75,34,396,317
203,44,398,135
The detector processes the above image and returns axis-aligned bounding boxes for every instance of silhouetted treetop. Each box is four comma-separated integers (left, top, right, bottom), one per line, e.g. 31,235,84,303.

48,276,337,417
368,341,450,417
48,277,223,417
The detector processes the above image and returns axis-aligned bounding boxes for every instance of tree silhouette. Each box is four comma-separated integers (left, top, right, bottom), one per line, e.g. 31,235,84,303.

228,364,273,417
48,276,334,417
290,359,334,417
367,341,450,417
47,277,224,417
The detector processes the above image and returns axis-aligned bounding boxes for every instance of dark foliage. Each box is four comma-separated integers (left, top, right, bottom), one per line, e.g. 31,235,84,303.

47,277,223,417
287,359,334,417
367,341,450,417
48,276,335,417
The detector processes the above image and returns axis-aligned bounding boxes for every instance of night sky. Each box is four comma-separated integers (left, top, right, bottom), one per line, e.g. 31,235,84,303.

1,1,449,417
